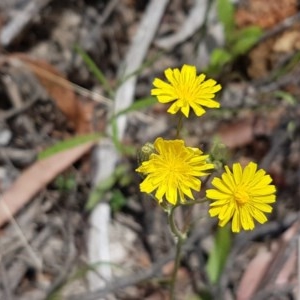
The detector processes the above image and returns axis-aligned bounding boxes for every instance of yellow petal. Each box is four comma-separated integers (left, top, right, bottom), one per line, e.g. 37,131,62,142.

209,206,223,217
211,177,232,194
250,207,268,224
242,162,257,183
252,194,276,203
240,207,254,230
222,171,235,189
232,211,241,233
190,104,206,116
250,202,273,213
251,185,276,196
206,189,231,200
233,163,243,185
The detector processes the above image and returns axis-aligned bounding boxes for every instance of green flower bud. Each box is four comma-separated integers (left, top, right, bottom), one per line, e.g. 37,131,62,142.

137,142,155,166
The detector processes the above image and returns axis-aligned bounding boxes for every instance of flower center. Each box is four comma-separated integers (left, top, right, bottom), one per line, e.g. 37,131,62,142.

167,159,180,173
177,85,193,103
163,156,186,179
234,188,250,205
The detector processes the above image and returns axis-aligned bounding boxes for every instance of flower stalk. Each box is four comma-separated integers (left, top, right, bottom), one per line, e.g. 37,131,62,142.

168,205,187,300
176,113,183,139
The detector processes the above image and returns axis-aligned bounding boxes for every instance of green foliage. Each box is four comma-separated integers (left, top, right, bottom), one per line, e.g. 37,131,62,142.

231,26,262,55
86,164,132,211
206,225,232,284
54,173,76,191
207,0,263,74
75,45,114,97
110,189,127,212
208,49,232,76
271,51,300,81
38,133,101,160
209,138,230,169
117,51,164,87
108,96,156,156
287,120,296,139
216,0,235,36
111,96,157,120
274,90,297,105
86,173,115,211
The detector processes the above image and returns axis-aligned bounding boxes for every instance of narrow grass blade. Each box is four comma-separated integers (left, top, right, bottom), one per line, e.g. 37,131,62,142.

38,133,101,160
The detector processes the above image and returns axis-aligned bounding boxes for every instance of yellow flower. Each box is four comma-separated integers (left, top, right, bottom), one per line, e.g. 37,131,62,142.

206,162,276,233
151,64,221,118
136,137,214,205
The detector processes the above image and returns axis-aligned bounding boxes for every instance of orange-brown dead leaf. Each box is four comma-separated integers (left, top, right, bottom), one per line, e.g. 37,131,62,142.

235,0,297,29
236,249,273,300
218,106,284,149
0,141,95,228
218,119,254,149
8,53,95,134
275,248,297,285
237,221,299,300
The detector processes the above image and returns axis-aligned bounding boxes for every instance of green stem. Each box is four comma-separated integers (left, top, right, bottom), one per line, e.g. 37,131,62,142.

168,206,186,300
176,113,183,139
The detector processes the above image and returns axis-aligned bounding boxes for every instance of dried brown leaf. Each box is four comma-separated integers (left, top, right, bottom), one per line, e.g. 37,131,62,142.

0,141,95,228
235,0,297,29
236,250,273,300
218,119,254,149
237,222,299,299
273,30,300,53
8,53,94,133
275,248,297,284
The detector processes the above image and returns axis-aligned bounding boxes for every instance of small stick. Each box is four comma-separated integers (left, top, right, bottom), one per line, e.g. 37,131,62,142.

0,200,43,270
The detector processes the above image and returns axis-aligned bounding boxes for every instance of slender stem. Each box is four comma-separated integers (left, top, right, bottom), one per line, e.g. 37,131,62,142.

176,113,183,139
169,234,184,300
168,206,187,300
168,206,185,240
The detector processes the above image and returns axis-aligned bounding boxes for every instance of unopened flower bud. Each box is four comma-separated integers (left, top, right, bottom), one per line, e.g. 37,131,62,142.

137,142,155,166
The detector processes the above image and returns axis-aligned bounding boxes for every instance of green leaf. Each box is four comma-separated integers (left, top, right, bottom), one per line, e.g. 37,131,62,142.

109,97,156,155
85,163,132,211
115,164,132,186
206,225,231,284
38,133,101,160
217,0,235,36
232,26,262,55
55,174,76,191
110,117,122,153
116,51,164,86
209,138,229,167
114,164,128,178
274,90,297,105
110,189,126,212
85,174,117,211
234,26,262,40
111,97,157,120
207,48,232,74
75,45,114,97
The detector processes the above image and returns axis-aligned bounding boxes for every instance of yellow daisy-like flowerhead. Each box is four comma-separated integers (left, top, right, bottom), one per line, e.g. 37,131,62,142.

206,162,276,233
136,137,214,206
151,64,221,118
